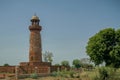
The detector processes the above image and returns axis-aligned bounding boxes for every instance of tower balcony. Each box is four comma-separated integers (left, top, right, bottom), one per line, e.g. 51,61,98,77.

29,25,42,31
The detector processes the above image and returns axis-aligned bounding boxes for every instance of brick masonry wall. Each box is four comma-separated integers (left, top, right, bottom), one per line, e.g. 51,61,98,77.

0,65,50,74
0,66,15,73
0,65,70,74
18,66,50,74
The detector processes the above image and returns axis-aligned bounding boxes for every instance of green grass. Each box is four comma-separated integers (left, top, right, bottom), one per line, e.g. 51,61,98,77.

50,67,120,80
1,67,120,80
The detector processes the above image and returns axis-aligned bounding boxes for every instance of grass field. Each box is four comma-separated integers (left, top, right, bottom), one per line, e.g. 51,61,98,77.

1,67,120,80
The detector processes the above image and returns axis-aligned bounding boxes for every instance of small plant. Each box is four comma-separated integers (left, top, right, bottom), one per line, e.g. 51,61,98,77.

18,75,28,79
93,75,100,80
69,71,75,78
30,73,38,79
51,71,58,77
99,67,108,80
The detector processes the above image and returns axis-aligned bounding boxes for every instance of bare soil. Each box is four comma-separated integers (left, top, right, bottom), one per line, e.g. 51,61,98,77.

19,77,82,80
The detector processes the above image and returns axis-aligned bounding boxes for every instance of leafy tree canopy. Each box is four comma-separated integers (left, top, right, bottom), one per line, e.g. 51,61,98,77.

86,28,120,68
61,60,70,67
54,63,61,66
43,51,53,62
72,59,81,69
4,63,10,66
80,58,93,68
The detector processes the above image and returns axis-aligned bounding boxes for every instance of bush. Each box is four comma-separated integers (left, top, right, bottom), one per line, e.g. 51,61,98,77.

18,75,28,79
93,67,116,80
51,70,77,78
51,71,58,77
99,67,109,80
93,76,100,80
30,73,38,79
69,71,75,78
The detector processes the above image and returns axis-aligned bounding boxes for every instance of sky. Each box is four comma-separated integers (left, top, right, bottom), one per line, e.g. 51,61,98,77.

0,0,120,66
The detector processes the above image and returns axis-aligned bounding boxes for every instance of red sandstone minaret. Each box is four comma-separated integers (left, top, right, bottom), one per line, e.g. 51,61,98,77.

29,15,42,62
19,15,51,73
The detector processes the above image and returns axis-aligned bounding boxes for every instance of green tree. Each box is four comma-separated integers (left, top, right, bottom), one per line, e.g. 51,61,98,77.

86,28,120,68
80,58,93,69
43,51,53,62
61,60,70,67
4,63,10,66
54,63,61,66
80,58,91,64
72,59,81,69
110,29,120,67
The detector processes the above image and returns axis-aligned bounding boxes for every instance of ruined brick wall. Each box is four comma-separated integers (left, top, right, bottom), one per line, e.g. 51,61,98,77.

0,65,50,74
0,66,15,73
0,65,70,74
50,66,61,72
51,66,70,72
18,66,50,74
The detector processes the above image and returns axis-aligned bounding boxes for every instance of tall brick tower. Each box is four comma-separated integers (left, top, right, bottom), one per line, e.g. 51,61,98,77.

29,15,42,63
19,15,51,73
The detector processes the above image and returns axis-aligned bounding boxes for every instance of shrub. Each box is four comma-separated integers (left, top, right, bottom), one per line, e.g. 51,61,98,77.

51,70,78,78
18,75,28,79
99,67,109,80
93,67,116,80
69,71,75,78
51,71,58,77
30,73,38,79
93,76,100,80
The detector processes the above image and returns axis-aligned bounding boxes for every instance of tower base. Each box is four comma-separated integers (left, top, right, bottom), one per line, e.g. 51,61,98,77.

19,62,51,74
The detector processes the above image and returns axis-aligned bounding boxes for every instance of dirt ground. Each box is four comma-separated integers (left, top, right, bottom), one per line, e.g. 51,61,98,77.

0,76,82,80
19,77,81,80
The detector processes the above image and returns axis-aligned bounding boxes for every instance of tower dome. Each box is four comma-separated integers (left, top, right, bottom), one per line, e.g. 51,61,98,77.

29,15,41,31
31,15,40,21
